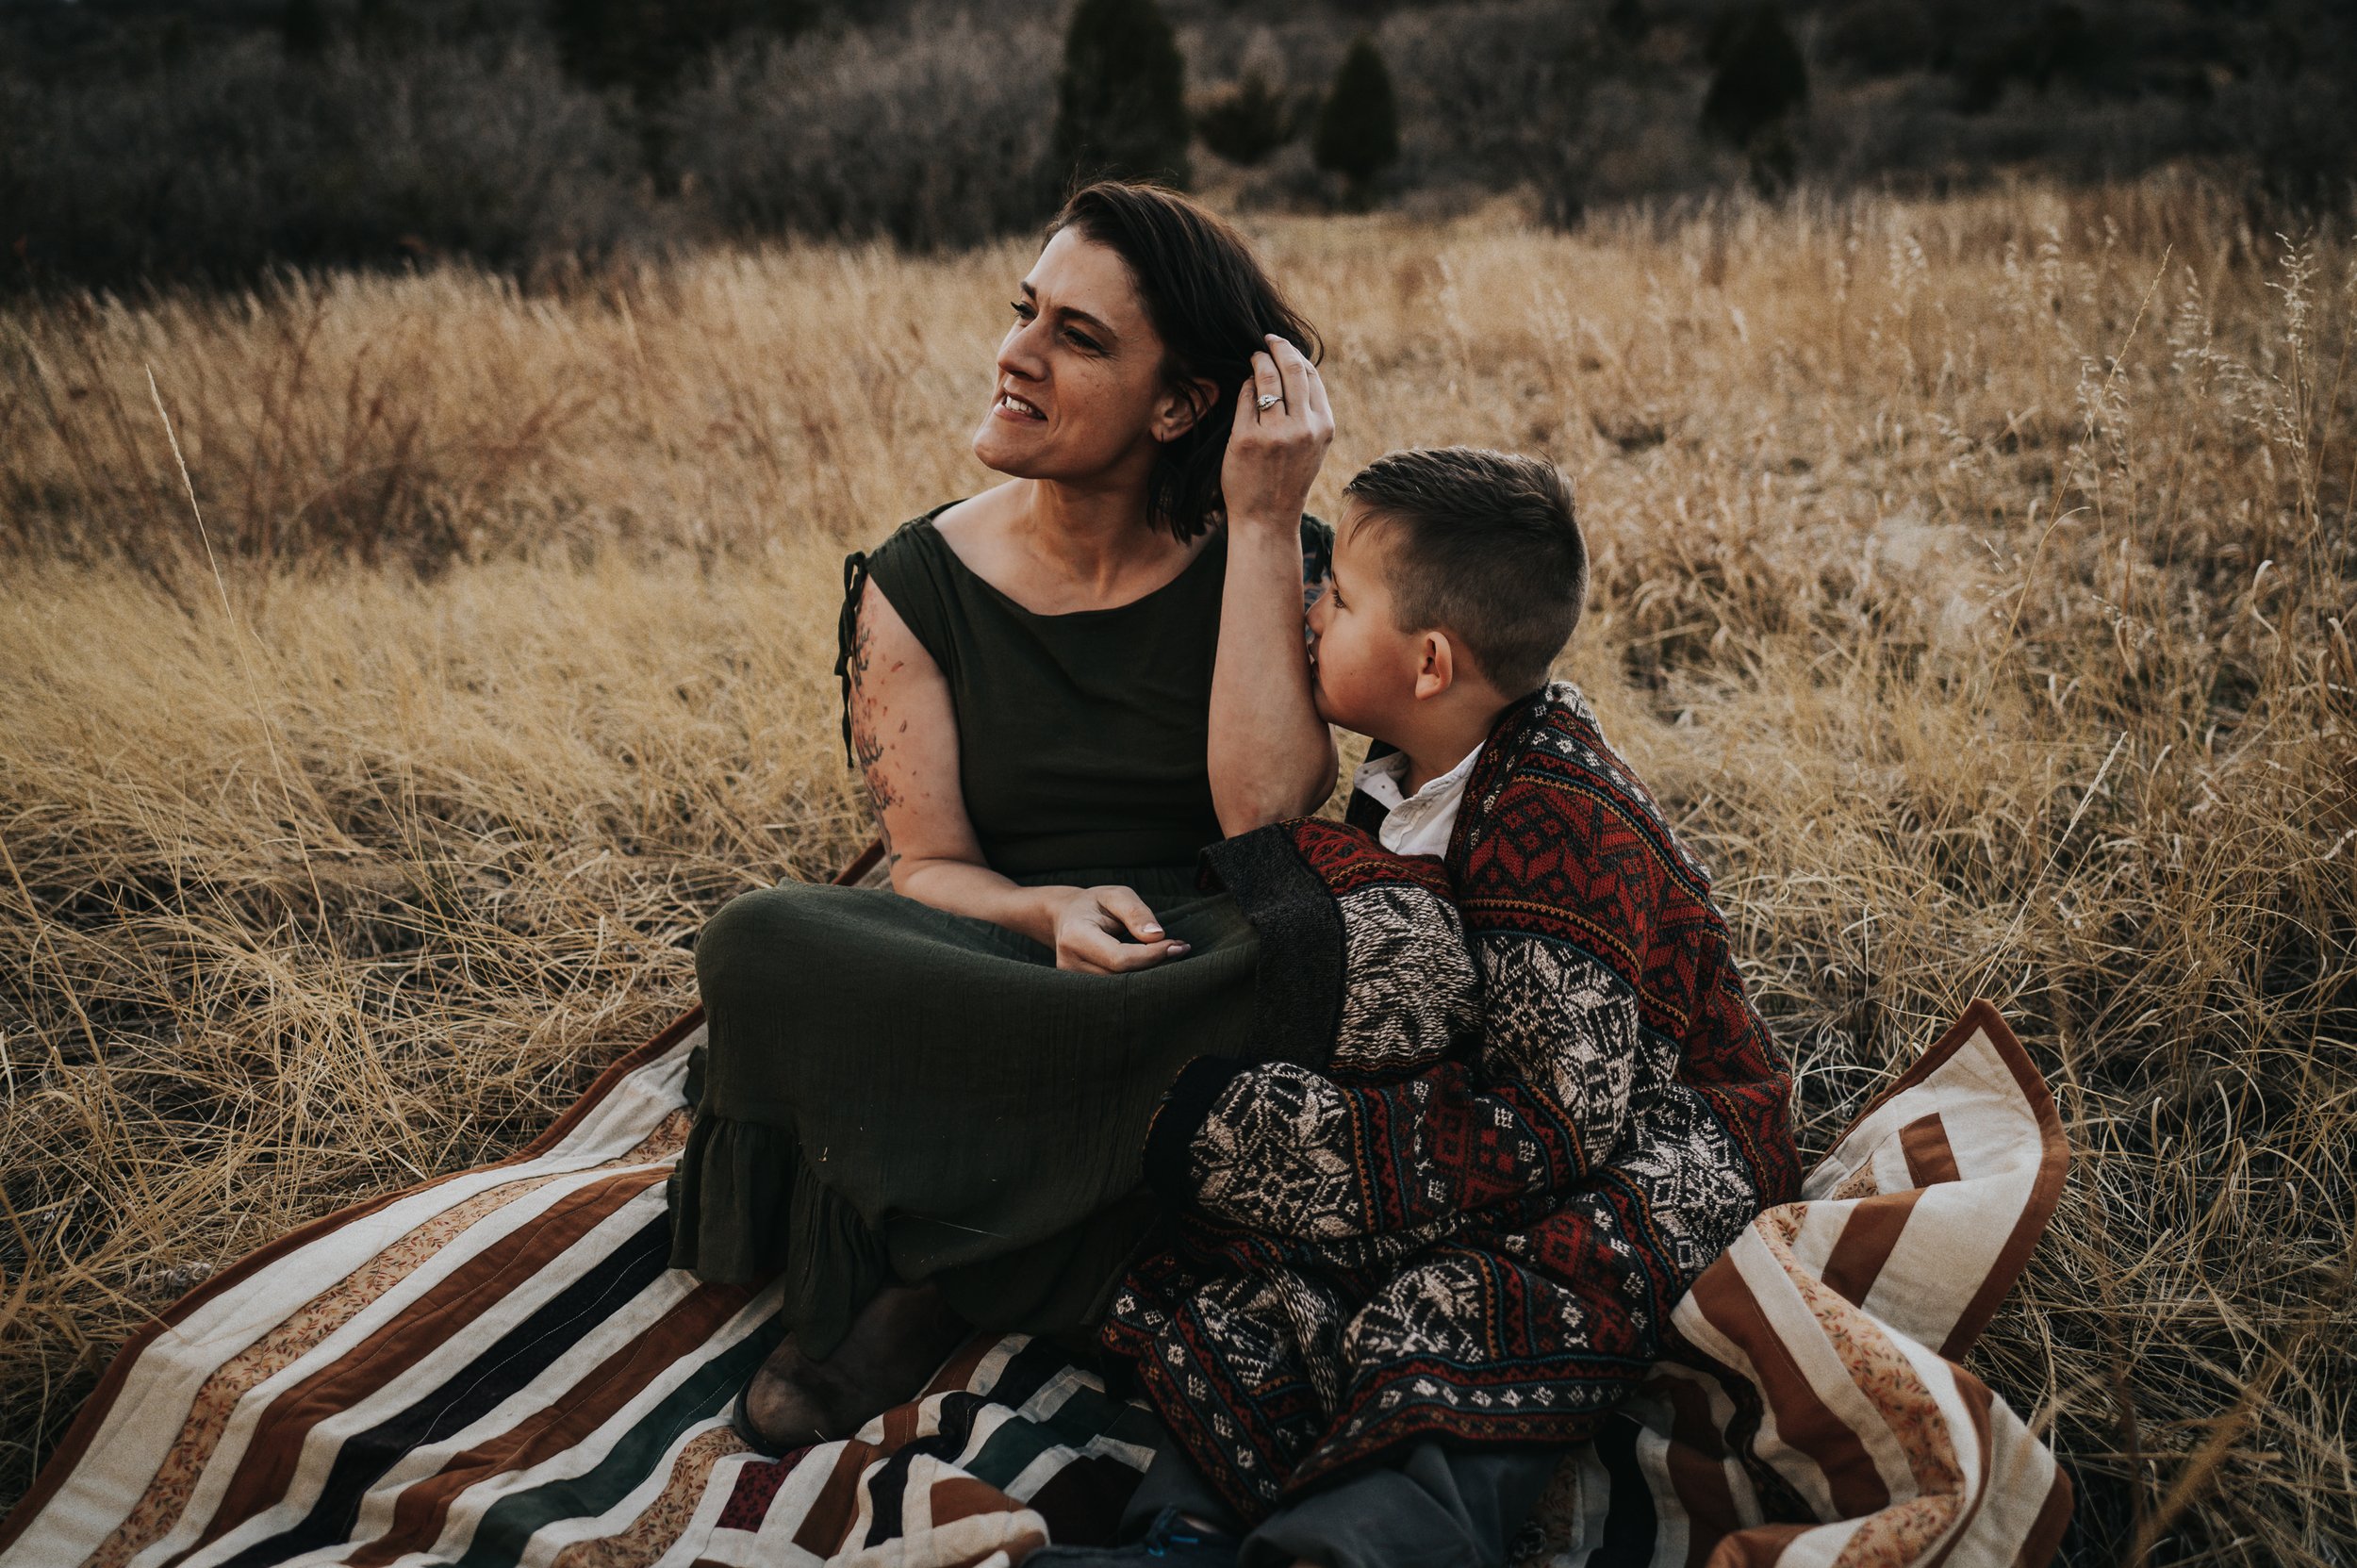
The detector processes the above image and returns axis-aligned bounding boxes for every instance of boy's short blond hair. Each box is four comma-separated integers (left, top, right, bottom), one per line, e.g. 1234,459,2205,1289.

1342,446,1588,697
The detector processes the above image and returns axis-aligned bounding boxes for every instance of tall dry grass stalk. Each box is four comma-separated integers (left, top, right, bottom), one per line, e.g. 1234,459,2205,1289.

2,172,2351,1562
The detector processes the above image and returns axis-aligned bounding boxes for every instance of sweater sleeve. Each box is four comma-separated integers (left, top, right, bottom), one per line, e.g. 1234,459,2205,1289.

1172,973,1643,1242
1166,794,1657,1243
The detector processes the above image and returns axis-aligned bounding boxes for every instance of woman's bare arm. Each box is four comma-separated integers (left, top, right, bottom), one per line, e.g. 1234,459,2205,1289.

847,576,1189,972
1207,336,1340,834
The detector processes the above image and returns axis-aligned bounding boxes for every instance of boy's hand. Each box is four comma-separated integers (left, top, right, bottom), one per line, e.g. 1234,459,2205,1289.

1221,335,1333,533
1051,885,1192,974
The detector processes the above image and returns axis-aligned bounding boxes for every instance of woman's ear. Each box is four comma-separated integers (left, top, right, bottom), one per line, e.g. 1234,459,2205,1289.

1152,376,1222,443
1412,632,1456,701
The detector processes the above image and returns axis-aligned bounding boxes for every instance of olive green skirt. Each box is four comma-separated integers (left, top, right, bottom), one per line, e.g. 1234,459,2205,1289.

665,865,1265,1359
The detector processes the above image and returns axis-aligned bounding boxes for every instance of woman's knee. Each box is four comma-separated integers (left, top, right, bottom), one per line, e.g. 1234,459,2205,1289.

696,885,824,1003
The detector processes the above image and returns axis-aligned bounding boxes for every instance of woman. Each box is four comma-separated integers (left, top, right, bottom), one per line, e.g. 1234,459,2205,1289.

666,181,1340,1453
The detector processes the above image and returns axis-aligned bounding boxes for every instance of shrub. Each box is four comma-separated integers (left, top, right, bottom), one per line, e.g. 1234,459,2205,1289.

668,10,1060,250
1050,0,1191,190
1196,69,1298,169
1380,1,1611,225
0,37,651,293
1954,2,2104,114
1312,34,1401,202
1818,0,1943,76
547,0,818,103
2219,0,2357,215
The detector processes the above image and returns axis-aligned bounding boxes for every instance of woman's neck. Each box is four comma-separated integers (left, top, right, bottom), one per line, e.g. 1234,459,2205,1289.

1008,476,1195,598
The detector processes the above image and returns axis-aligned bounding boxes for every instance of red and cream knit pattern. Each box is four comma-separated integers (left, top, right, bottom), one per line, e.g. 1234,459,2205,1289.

1103,683,1804,1520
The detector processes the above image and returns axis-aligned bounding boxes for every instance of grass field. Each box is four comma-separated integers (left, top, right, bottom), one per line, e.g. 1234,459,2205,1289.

3,173,2351,1563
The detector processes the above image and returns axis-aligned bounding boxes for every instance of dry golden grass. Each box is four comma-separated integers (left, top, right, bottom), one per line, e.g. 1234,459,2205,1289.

3,172,2352,1562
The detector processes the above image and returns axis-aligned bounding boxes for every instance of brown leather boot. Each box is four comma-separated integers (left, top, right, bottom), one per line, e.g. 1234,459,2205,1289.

731,1334,839,1456
732,1283,970,1455
796,1282,971,1434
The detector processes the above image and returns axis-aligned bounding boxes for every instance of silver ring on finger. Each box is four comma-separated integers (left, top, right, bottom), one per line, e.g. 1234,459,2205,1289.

1257,392,1283,411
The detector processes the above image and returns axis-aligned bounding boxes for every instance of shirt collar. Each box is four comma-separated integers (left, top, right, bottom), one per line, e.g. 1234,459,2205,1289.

1352,739,1485,811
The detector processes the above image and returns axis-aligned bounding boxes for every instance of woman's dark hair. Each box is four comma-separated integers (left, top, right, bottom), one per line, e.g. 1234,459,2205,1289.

1047,180,1324,541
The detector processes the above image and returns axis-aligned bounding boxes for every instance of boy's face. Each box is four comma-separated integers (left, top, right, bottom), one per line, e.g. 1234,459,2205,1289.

1307,500,1426,737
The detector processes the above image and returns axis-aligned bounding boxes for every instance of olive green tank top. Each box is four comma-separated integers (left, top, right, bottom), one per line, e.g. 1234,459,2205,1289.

835,501,1332,882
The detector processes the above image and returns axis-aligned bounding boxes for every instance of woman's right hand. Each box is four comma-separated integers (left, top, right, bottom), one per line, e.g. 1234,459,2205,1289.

1217,334,1333,533
1052,885,1192,974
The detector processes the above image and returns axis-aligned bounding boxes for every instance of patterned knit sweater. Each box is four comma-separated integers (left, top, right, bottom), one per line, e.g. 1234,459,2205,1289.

1098,683,1802,1519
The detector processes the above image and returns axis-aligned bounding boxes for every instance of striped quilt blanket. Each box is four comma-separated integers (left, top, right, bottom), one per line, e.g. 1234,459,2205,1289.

1,999,2069,1568
1520,999,2074,1567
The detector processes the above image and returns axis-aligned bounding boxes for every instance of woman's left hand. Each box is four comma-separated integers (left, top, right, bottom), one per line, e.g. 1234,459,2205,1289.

1220,334,1333,532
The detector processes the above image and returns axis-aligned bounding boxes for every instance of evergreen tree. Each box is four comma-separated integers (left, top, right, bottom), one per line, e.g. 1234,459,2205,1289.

1701,5,1807,148
1312,35,1400,203
1196,69,1296,168
1701,3,1807,191
1052,0,1191,189
279,0,332,58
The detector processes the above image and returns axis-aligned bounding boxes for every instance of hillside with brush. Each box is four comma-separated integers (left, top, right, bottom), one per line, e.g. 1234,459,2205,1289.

2,0,2353,292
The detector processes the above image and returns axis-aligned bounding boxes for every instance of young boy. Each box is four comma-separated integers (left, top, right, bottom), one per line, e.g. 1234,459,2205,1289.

1052,448,1802,1568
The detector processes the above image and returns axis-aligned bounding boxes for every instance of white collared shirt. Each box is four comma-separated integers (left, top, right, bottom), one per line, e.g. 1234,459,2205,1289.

1352,741,1486,858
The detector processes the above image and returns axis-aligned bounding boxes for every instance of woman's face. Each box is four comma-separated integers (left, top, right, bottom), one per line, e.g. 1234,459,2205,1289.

970,227,1207,484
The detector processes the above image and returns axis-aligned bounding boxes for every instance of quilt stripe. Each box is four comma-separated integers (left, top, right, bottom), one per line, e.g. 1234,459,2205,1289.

440,1314,772,1568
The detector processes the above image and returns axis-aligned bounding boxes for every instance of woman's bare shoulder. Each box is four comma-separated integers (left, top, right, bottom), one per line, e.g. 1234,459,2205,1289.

926,483,1017,551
